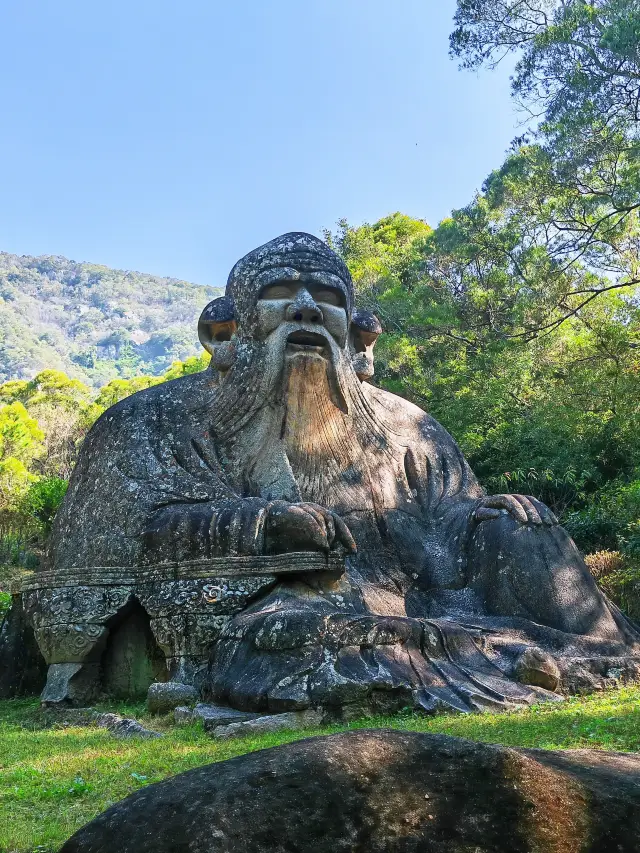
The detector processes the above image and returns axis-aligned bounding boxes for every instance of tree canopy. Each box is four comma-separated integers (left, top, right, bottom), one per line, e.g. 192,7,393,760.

449,1,640,336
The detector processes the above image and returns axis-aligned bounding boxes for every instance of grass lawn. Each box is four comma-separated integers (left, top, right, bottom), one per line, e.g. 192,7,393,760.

2,687,640,852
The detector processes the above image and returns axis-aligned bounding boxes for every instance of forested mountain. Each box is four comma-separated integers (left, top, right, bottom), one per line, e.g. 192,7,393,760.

0,252,222,386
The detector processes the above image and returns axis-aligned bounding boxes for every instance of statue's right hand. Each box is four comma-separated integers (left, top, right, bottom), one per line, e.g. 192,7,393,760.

266,501,356,555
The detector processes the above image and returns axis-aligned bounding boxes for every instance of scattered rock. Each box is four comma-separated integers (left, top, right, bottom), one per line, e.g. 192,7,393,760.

562,656,640,694
96,713,162,739
192,702,261,731
211,708,323,739
514,646,561,691
40,662,100,706
43,707,98,727
59,729,640,852
147,681,198,714
173,705,194,724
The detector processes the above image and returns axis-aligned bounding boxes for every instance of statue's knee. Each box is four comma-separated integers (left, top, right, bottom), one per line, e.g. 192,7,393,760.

470,513,581,569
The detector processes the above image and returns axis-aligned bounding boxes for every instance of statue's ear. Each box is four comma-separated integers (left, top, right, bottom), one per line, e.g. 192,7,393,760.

198,296,237,372
350,309,382,382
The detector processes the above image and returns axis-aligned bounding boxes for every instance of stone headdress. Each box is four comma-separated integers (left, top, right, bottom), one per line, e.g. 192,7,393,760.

226,232,354,331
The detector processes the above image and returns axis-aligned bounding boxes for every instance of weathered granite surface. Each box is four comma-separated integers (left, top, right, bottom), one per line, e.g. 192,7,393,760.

147,681,198,714
187,702,261,730
0,594,47,698
95,713,162,739
59,729,640,852
210,709,322,739
4,231,640,711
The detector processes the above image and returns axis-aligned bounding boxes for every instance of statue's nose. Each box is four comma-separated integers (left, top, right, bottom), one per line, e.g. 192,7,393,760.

286,290,323,324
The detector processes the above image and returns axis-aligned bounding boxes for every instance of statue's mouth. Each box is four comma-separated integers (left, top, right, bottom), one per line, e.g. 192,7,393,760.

286,330,328,357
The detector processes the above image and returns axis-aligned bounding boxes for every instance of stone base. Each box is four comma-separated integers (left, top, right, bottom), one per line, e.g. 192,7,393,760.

4,556,336,704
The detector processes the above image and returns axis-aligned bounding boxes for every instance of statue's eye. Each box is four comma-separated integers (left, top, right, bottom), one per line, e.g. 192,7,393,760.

313,288,342,307
260,284,294,300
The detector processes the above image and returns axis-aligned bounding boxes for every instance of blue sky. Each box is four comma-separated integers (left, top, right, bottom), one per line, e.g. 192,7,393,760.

0,0,517,285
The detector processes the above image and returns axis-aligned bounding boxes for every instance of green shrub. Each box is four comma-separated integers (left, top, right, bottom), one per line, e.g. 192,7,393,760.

565,476,640,557
596,563,640,623
0,590,11,618
0,533,40,571
19,477,68,534
585,550,640,622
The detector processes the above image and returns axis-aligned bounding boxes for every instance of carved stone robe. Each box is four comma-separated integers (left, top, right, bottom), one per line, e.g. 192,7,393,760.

48,362,640,714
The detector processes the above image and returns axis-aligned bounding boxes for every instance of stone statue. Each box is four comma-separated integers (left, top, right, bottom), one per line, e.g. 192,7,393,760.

11,232,639,711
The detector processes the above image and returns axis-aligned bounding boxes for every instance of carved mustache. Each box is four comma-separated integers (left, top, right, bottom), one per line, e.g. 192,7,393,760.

279,320,334,344
269,321,341,365
270,322,349,413
285,329,329,349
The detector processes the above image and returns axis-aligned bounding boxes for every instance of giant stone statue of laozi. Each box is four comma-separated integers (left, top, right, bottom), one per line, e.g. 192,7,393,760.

25,233,640,711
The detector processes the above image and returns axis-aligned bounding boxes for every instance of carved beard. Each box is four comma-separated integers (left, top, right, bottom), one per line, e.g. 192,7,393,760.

206,324,392,512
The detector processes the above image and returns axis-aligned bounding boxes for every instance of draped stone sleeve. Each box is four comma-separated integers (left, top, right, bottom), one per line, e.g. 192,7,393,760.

358,383,485,592
48,371,269,572
412,414,486,591
361,383,484,513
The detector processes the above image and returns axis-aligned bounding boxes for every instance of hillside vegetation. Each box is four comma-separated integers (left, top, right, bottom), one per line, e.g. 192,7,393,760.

0,252,221,387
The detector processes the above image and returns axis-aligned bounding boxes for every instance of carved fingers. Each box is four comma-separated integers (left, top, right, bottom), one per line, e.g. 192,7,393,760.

474,494,558,527
524,495,558,526
297,502,358,553
276,503,331,551
266,501,357,554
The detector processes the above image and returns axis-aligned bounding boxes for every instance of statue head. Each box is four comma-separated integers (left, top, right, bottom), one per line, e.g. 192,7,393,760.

199,233,380,381
198,233,385,497
227,232,353,334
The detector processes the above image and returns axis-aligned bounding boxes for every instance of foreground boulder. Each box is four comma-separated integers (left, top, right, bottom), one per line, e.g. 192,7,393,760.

60,729,640,852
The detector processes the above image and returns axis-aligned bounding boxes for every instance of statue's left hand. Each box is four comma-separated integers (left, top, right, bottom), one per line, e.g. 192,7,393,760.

266,501,357,554
473,494,558,527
